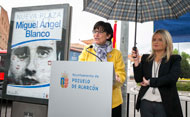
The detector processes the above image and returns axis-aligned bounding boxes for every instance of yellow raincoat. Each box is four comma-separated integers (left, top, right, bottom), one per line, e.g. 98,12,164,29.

79,45,126,108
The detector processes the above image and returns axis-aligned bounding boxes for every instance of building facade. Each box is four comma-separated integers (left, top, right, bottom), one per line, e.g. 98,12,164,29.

69,43,85,61
0,6,9,50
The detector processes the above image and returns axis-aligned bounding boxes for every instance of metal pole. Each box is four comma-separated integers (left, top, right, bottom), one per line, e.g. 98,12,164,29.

185,101,187,117
134,0,138,47
120,21,129,117
134,95,136,117
5,100,8,117
126,93,130,117
0,98,2,117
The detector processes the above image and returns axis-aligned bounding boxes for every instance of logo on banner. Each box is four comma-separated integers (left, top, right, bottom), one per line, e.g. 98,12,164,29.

60,73,69,88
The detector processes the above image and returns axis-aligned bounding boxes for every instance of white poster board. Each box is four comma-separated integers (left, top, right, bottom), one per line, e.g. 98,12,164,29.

48,61,114,117
5,4,71,104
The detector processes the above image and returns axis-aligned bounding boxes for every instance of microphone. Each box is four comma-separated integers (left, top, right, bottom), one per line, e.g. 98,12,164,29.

86,45,103,62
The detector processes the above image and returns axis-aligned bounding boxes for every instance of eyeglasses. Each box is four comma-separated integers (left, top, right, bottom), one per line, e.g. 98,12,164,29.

92,30,105,34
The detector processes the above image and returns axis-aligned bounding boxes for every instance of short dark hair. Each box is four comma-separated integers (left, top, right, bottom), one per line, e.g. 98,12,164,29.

93,21,113,42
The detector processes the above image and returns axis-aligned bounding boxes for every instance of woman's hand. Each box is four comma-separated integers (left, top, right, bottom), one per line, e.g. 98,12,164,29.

140,77,150,86
131,48,140,67
115,74,121,83
113,74,122,89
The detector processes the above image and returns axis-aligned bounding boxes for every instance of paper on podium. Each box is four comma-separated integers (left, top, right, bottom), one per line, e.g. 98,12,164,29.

113,69,116,85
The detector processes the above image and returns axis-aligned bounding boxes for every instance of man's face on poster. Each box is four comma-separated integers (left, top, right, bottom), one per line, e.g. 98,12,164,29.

9,41,57,85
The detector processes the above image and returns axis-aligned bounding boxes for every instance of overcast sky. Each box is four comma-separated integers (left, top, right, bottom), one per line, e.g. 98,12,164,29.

1,0,189,54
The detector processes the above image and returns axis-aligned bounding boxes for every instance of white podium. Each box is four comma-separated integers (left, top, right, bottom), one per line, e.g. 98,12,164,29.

48,61,114,117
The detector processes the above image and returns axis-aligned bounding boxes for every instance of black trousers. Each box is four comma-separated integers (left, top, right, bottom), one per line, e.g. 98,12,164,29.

140,99,167,117
112,104,121,117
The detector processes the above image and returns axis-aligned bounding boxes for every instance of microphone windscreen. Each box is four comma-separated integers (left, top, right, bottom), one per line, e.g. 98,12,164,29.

89,45,93,48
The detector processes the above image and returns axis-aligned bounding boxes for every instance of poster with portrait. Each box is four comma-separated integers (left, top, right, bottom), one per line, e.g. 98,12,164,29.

3,4,71,104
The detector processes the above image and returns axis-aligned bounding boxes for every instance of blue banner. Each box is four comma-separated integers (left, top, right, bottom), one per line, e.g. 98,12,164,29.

154,13,190,43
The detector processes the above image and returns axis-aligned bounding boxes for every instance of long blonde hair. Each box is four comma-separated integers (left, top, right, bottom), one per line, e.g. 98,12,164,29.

148,29,173,62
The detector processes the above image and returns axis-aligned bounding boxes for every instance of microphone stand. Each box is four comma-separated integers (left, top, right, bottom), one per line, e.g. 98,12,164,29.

86,45,102,62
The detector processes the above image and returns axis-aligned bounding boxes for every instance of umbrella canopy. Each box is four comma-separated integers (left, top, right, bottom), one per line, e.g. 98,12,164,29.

83,0,190,23
83,0,190,47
